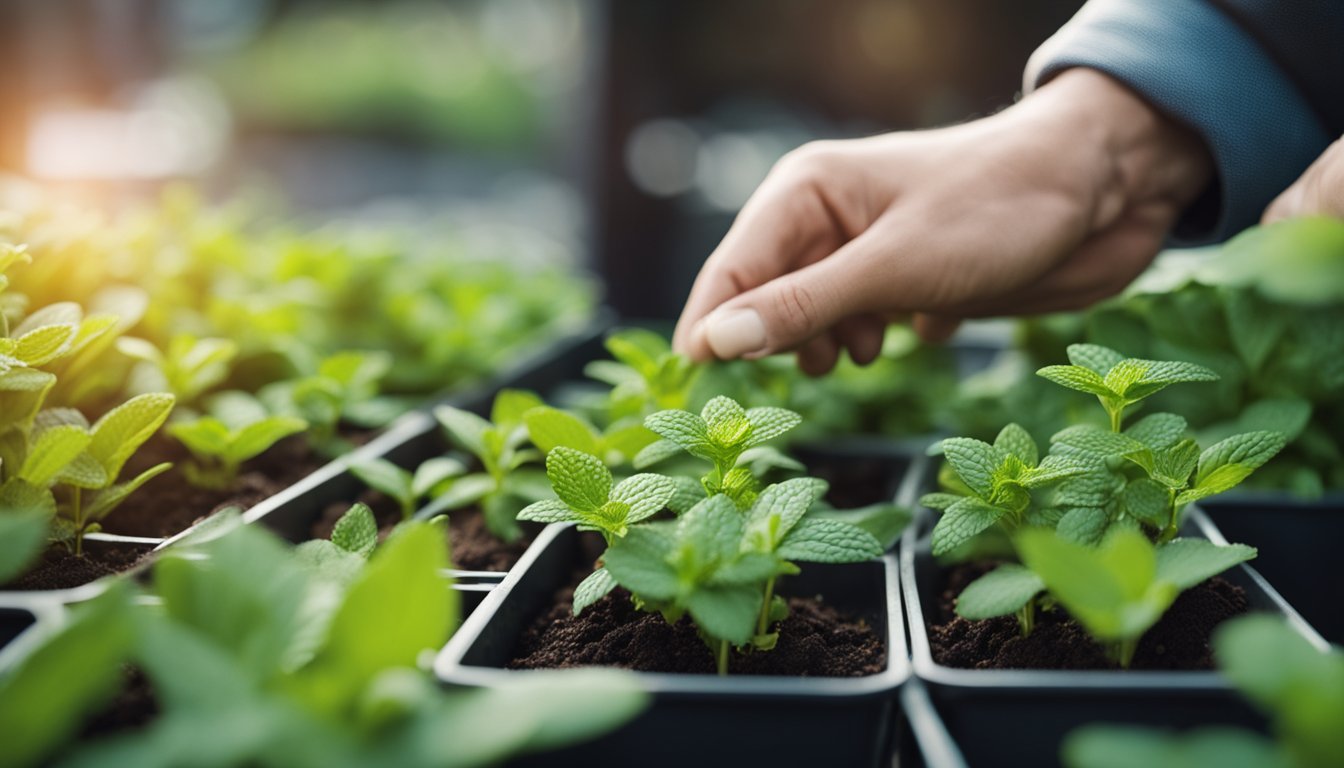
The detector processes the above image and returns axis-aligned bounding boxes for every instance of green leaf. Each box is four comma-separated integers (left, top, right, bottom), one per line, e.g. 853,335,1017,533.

610,473,676,524
0,487,50,582
919,492,962,511
0,584,136,768
1154,539,1255,590
686,584,761,645
701,396,751,448
931,496,1007,556
941,437,1000,497
1120,478,1170,528
411,457,466,499
955,564,1044,619
1057,506,1111,546
1196,431,1286,487
226,416,308,464
14,322,77,366
523,407,600,456
573,568,617,614
331,503,378,558
19,423,91,487
1103,359,1150,398
776,518,882,563
351,458,413,506
1125,413,1188,451
994,423,1038,465
1150,439,1201,488
434,405,491,458
517,499,574,524
87,393,175,480
1022,454,1091,487
1066,343,1125,375
677,494,744,564
746,477,825,544
491,389,544,430
1037,364,1113,396
84,462,172,523
428,474,496,512
602,526,679,601
1051,425,1145,458
743,406,802,446
643,409,710,457
812,503,912,550
1063,726,1286,768
545,447,611,513
632,438,683,469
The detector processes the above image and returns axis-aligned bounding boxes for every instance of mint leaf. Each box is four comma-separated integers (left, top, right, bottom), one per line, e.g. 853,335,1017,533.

776,518,882,563
545,447,611,512
1057,506,1111,546
956,564,1044,619
1051,425,1144,459
677,495,743,564
743,406,801,446
1120,478,1170,528
1125,413,1188,451
433,405,490,457
609,473,676,524
602,526,679,601
573,568,617,615
701,396,751,447
1037,364,1112,396
517,499,574,523
643,409,710,458
87,393,175,479
331,503,378,558
919,492,963,511
746,477,824,544
941,437,999,497
994,423,1039,465
632,438,683,469
351,458,412,507
1154,539,1255,590
524,407,601,456
931,496,1006,556
686,584,761,646
410,457,465,499
19,424,92,487
1196,431,1286,486
1066,343,1125,375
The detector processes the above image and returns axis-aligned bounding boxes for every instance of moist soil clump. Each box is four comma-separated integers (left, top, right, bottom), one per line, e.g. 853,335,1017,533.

510,586,885,677
3,543,150,591
312,490,537,572
929,562,1248,671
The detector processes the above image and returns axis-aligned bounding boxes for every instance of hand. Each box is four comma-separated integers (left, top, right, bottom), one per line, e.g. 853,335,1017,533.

672,69,1212,375
1263,135,1344,223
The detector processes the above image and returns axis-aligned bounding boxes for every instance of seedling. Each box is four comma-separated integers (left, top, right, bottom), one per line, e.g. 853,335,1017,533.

426,389,550,542
519,447,675,545
350,456,465,520
1064,615,1344,766
523,405,657,467
167,390,308,489
118,333,238,405
261,350,392,456
585,328,700,421
640,395,801,508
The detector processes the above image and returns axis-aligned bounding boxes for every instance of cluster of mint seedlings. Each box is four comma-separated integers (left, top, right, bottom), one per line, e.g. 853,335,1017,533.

925,344,1287,666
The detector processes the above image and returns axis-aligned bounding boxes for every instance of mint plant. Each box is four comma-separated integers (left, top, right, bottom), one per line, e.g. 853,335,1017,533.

523,405,657,467
1064,615,1344,767
424,389,550,542
350,456,465,520
167,390,308,489
262,350,393,456
118,333,238,405
639,395,802,508
585,328,701,421
518,447,675,545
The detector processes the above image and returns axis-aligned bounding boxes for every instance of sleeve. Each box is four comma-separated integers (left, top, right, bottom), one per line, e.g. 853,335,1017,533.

1023,0,1334,245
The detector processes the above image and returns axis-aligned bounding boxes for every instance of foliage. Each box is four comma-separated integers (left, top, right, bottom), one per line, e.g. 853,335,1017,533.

167,391,308,489
0,517,647,768
1064,615,1344,768
349,457,465,521
518,447,674,545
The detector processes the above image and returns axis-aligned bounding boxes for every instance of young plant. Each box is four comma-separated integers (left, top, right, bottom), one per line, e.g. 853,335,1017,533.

167,390,308,489
350,456,465,520
639,395,802,508
1064,615,1344,767
518,447,675,546
1001,528,1254,667
425,389,549,542
523,405,657,467
262,350,392,456
118,333,238,404
585,328,700,421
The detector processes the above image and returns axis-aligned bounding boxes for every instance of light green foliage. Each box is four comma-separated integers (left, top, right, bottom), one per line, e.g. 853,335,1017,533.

641,395,802,508
119,333,238,404
350,456,465,521
518,447,674,545
522,405,657,468
330,503,379,559
1015,529,1254,667
585,329,701,421
1038,344,1218,431
1063,615,1344,768
924,424,1089,556
954,564,1045,621
262,351,393,457
424,390,549,542
0,515,645,768
168,390,308,489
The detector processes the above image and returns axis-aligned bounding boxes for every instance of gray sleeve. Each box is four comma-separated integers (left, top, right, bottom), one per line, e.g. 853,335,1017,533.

1024,0,1335,244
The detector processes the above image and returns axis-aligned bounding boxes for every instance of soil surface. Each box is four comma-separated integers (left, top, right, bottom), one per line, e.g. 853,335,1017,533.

1,542,151,591
510,585,885,677
929,562,1248,671
311,489,538,572
800,452,903,509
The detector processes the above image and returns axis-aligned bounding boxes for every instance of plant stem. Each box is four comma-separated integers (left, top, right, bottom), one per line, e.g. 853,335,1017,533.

1108,406,1123,433
1117,637,1138,669
756,576,777,638
716,639,730,676
1015,601,1036,637
73,488,84,557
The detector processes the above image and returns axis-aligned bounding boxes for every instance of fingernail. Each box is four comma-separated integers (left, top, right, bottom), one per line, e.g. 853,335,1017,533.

705,309,767,359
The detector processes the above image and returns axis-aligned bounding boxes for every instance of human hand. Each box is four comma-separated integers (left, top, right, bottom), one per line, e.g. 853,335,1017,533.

1263,135,1344,223
672,69,1212,375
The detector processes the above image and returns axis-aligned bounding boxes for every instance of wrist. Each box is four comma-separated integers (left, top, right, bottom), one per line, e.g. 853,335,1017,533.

1018,68,1213,227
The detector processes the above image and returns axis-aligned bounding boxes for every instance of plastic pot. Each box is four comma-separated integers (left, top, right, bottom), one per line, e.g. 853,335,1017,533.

435,524,909,768
1199,490,1344,643
899,457,1329,768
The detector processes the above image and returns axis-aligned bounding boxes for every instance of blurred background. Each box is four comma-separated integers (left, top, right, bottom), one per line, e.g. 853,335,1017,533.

0,0,1084,318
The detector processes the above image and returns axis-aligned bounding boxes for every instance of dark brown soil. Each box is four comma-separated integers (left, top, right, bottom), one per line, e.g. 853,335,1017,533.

100,435,324,538
311,489,538,572
929,562,1249,671
510,586,885,677
81,667,158,738
1,543,151,591
800,453,903,509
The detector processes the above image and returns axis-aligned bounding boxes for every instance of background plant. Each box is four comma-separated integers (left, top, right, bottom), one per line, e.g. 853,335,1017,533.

167,391,308,490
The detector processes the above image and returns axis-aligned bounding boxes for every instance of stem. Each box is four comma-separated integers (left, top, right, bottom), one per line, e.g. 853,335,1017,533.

1015,601,1036,637
1158,488,1179,543
1117,637,1138,669
73,488,84,557
716,639,730,676
1108,405,1123,433
756,576,777,638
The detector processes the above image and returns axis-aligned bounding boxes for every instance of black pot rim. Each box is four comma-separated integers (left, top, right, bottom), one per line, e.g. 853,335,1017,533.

435,522,911,699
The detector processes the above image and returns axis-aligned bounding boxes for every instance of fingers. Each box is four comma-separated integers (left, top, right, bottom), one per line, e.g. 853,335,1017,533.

1263,137,1344,223
913,314,961,343
833,314,886,365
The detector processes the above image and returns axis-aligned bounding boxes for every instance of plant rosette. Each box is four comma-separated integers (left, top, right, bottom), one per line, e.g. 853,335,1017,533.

900,456,1329,768
435,523,909,768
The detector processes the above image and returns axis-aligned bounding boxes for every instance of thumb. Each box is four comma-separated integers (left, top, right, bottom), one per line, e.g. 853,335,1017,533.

693,237,883,360
1263,137,1344,223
